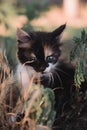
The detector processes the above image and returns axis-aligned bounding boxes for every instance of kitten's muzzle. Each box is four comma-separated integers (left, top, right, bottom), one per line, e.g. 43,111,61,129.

39,66,46,72
34,61,48,72
39,62,49,72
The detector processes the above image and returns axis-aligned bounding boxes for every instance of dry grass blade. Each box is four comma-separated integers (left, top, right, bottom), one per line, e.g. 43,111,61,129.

0,50,53,130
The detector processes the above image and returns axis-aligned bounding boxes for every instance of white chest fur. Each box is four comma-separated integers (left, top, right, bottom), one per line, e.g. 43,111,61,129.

16,63,37,92
16,62,57,92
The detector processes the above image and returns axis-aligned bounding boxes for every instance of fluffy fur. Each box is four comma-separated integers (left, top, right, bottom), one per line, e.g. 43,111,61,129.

16,24,76,129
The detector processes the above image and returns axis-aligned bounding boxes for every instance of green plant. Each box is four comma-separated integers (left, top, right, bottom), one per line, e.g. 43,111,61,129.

24,84,56,128
0,2,18,34
70,30,87,88
23,0,50,20
0,36,17,71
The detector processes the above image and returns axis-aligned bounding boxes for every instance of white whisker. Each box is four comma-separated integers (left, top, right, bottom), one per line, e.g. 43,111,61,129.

50,72,54,86
54,67,70,77
53,68,63,87
52,87,64,91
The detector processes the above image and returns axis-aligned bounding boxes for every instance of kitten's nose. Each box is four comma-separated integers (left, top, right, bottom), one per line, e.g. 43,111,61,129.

40,66,46,72
39,63,49,72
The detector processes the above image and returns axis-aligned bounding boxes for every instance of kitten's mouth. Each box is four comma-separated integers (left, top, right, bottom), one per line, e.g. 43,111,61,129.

33,72,47,84
33,72,42,83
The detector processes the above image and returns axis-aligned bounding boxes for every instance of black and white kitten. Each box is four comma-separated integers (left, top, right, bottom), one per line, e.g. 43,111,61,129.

16,24,75,129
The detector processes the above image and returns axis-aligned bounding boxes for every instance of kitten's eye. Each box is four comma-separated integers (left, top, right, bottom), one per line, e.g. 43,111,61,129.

24,51,37,63
46,55,57,64
28,57,37,63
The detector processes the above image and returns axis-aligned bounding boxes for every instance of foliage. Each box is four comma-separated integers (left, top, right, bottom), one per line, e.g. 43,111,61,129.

0,0,34,70
0,50,55,130
56,90,87,130
70,30,87,88
0,36,17,71
16,0,50,20
55,30,87,130
25,84,56,128
0,1,17,69
0,2,18,35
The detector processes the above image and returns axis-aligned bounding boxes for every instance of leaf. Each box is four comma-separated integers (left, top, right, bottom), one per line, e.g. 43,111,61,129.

70,30,87,88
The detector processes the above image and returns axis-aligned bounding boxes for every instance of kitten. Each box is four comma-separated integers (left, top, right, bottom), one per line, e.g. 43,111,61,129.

16,24,75,129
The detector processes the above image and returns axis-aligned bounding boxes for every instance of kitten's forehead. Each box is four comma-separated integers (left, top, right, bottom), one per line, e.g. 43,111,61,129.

44,45,53,58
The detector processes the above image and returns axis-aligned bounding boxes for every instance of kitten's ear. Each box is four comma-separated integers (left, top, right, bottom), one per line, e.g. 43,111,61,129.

16,28,31,48
52,24,66,39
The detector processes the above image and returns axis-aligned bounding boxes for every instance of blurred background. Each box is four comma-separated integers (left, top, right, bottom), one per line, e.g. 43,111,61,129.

0,0,87,67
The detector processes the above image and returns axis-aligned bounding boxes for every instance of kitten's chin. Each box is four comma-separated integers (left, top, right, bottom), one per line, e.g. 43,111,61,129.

16,62,56,90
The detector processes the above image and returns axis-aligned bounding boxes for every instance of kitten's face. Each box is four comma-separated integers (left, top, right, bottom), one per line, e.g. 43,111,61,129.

17,24,66,83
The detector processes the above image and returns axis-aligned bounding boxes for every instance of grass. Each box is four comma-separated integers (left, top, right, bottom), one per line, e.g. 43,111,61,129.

0,49,54,130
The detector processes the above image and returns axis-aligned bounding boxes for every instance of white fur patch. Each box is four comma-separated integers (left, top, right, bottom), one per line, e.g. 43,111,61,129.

44,63,56,73
16,63,39,92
